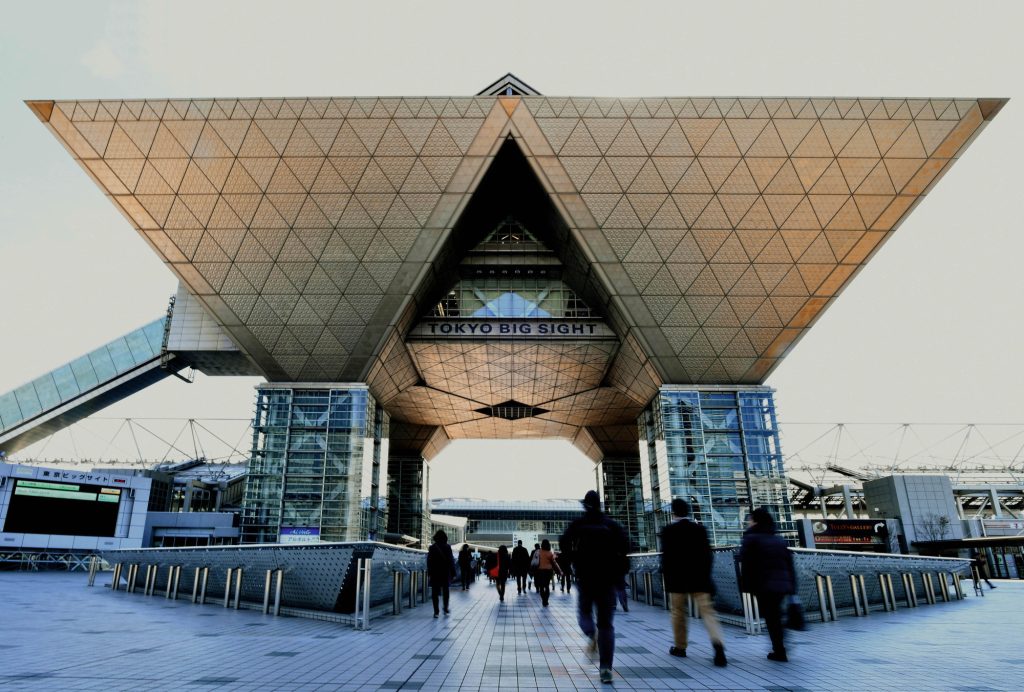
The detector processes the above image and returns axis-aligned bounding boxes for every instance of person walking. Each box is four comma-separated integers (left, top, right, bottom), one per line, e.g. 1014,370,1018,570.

511,540,530,594
490,545,512,602
660,498,727,667
971,550,997,589
556,551,573,593
528,543,541,591
560,490,630,685
738,507,796,662
427,530,457,617
458,544,473,591
534,539,562,607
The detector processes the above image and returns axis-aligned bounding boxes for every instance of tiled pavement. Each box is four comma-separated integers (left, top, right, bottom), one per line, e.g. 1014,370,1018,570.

0,572,1018,690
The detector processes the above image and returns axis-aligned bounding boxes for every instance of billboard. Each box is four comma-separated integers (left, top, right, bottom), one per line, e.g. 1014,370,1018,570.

811,519,888,546
279,527,321,544
3,479,122,537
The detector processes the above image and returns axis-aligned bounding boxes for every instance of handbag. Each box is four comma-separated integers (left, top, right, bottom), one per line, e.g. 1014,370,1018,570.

785,594,806,631
530,551,541,571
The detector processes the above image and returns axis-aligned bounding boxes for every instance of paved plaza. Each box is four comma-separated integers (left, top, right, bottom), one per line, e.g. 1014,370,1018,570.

0,572,1018,690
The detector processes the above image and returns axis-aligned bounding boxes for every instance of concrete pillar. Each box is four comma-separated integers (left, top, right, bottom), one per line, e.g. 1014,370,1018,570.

989,488,1003,517
842,485,854,518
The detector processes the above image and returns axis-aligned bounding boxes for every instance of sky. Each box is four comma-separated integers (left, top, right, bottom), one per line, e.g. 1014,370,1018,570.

0,1,1021,498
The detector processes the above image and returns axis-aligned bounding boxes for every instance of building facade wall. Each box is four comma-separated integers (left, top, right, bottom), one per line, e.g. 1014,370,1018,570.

597,457,647,552
240,384,388,543
387,454,430,547
640,386,794,548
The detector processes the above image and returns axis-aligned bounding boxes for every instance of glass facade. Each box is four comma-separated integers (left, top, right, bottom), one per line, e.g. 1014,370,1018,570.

598,457,647,552
0,318,165,431
640,386,795,548
387,454,430,547
430,499,583,550
240,385,389,543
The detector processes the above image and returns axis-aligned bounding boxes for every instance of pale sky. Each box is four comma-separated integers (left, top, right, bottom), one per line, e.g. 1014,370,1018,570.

1,1,1021,498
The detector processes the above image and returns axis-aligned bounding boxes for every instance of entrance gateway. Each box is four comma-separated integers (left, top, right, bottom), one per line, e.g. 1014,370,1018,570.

20,76,1005,551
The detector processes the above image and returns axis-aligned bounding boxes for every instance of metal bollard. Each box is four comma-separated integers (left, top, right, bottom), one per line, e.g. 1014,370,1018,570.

662,575,671,611
145,565,157,596
886,574,898,611
952,572,964,600
421,570,427,604
643,573,654,606
393,572,403,615
902,573,918,607
199,567,209,605
87,556,99,587
173,566,182,600
815,574,837,621
233,568,243,609
937,573,950,602
165,566,175,599
273,569,284,616
858,574,869,615
877,574,891,612
192,567,201,603
629,572,638,602
741,592,762,634
127,564,138,594
111,563,122,591
263,570,274,614
409,572,417,609
223,568,234,608
849,575,863,616
923,573,936,605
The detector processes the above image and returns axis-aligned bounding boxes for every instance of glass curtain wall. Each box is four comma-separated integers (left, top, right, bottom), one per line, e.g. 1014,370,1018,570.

387,454,430,547
598,457,647,552
240,385,388,543
640,386,795,547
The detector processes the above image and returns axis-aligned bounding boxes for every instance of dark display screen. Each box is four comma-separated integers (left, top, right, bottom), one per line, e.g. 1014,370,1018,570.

3,479,122,537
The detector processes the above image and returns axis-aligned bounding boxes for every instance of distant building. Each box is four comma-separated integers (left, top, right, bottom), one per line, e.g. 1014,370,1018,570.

431,498,584,550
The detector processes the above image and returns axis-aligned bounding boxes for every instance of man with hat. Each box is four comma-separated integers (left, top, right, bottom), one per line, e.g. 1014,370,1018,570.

560,490,630,685
660,498,727,666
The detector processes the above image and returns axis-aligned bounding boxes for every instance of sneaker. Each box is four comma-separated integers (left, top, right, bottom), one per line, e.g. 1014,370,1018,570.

444,609,450,615
599,668,613,684
587,636,598,653
713,643,727,667
433,612,438,618
767,651,788,662
669,646,686,658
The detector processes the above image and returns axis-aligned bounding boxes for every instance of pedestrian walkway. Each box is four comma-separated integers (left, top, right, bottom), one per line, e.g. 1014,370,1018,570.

0,572,1017,690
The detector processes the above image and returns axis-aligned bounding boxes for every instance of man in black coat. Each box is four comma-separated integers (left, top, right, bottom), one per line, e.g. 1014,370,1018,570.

739,507,796,662
560,490,630,685
660,498,727,667
427,529,457,617
511,540,530,594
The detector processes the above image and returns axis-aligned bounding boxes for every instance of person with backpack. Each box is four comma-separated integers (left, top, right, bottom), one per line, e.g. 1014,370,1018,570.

660,498,727,667
427,530,457,618
560,490,630,685
739,507,796,662
511,540,530,594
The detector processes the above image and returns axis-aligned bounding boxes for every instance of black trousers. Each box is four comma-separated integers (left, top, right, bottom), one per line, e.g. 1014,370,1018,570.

460,568,472,590
515,574,527,592
756,591,786,654
496,577,507,600
535,570,553,605
432,582,450,614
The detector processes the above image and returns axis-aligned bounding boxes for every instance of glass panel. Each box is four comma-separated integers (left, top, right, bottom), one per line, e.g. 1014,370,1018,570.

105,338,135,373
88,346,117,382
50,364,81,400
13,384,42,420
31,375,61,411
0,391,23,427
124,327,157,361
69,355,99,391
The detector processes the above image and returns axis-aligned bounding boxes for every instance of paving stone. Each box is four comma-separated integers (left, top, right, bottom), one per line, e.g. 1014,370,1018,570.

0,572,1018,691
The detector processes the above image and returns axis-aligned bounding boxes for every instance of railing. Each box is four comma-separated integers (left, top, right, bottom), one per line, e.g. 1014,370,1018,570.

98,541,428,628
626,547,971,629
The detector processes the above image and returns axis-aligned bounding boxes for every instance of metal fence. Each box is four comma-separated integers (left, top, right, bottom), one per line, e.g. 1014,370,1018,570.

627,547,970,630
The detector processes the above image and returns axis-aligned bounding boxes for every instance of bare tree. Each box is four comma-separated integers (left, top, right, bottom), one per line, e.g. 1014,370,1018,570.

916,513,952,541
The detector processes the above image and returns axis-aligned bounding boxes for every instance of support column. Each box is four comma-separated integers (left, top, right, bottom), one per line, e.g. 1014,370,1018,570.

597,456,646,552
640,386,795,547
240,383,385,544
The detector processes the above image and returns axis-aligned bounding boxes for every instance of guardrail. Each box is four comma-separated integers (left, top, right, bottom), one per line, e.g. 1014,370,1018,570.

97,541,428,628
625,547,971,629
